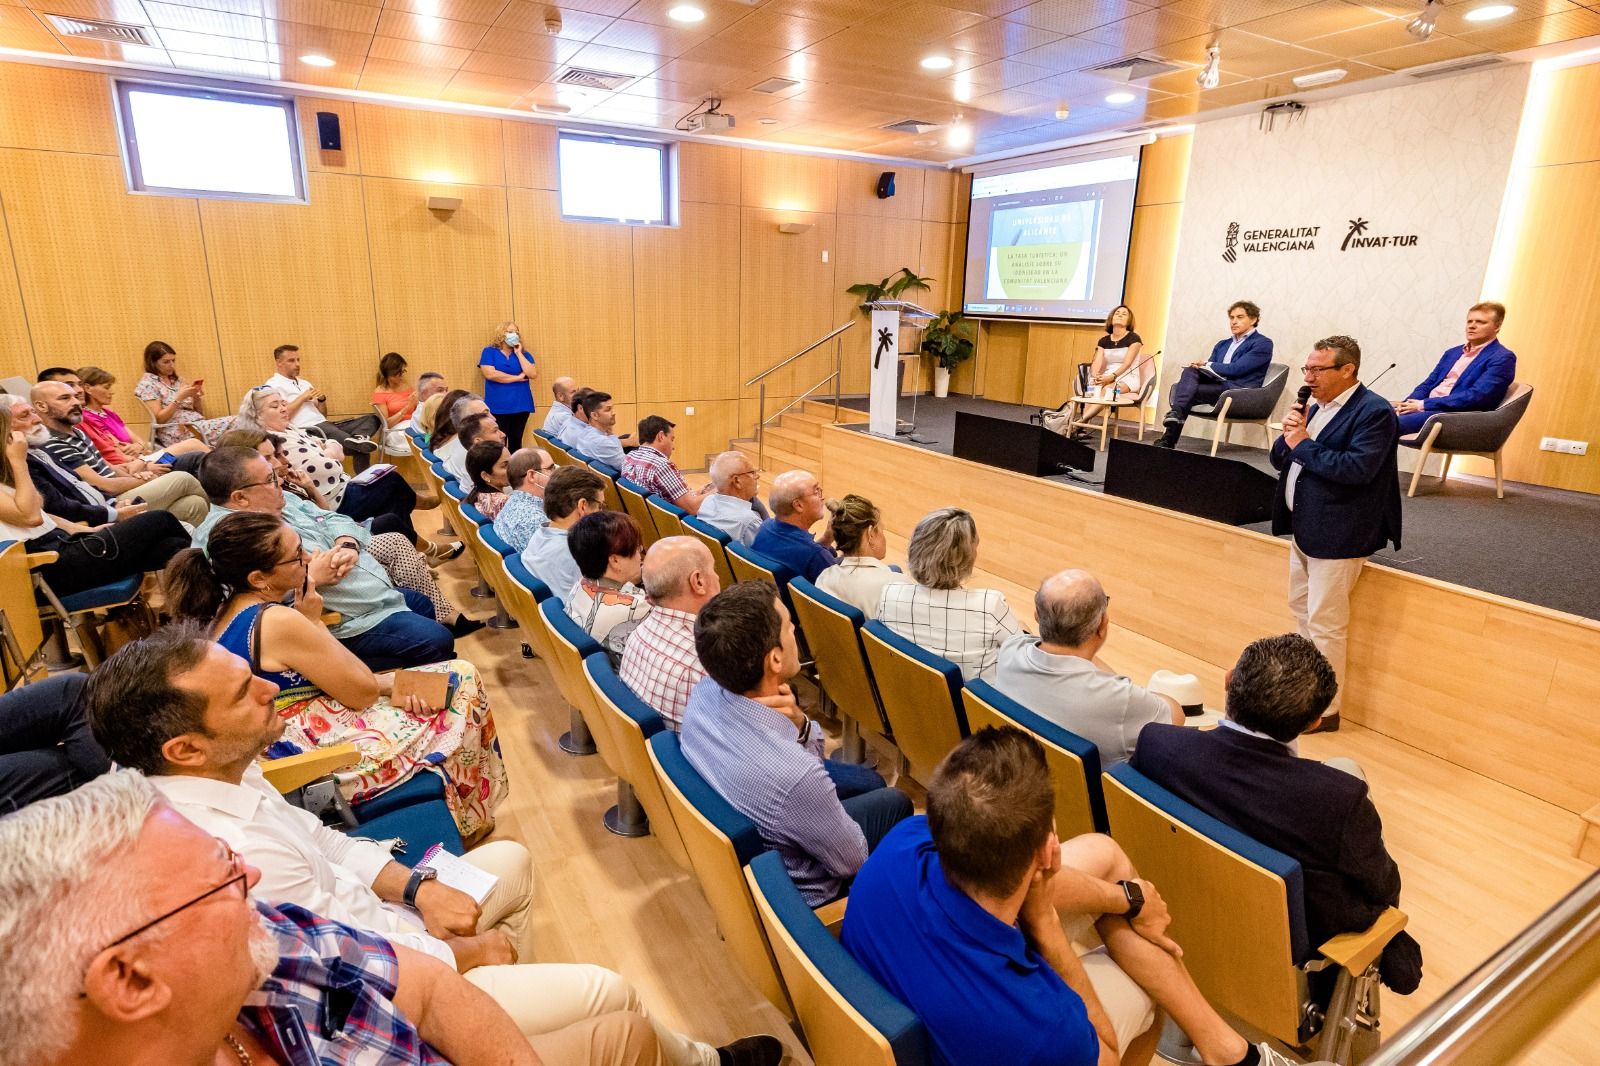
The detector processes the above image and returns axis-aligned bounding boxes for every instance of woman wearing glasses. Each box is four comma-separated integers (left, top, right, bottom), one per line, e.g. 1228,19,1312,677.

162,511,507,839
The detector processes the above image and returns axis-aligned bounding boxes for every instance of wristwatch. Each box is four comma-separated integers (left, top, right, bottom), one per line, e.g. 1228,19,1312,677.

403,867,438,908
1117,879,1145,920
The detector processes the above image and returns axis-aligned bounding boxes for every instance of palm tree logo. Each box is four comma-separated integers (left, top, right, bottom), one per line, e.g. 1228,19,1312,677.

1342,218,1369,251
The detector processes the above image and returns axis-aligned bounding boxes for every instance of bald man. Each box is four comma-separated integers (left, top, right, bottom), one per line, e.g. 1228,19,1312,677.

619,537,722,728
697,451,764,546
493,447,554,552
542,377,577,436
994,569,1180,769
751,469,837,582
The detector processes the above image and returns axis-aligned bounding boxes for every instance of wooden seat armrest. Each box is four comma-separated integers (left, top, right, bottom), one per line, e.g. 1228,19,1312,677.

1318,907,1408,974
813,896,848,936
25,552,60,568
261,742,361,793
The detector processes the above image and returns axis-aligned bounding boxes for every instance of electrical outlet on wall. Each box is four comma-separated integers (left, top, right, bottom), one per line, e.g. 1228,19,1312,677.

685,406,695,415
1540,437,1589,455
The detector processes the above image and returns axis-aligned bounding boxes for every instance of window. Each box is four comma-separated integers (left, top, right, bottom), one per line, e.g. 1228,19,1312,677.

557,132,672,226
115,82,306,203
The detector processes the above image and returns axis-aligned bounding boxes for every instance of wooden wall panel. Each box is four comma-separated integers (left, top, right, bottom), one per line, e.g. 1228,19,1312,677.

299,96,361,175
0,193,33,372
0,65,118,156
501,120,558,191
1135,132,1192,206
835,159,924,220
822,426,1600,815
363,176,512,378
678,141,741,205
509,188,636,403
739,207,836,399
642,397,741,472
0,150,222,409
1022,322,1099,407
355,102,506,186
201,172,380,415
1526,61,1600,168
740,150,836,213
832,216,923,397
922,166,958,224
978,320,1029,403
633,201,741,402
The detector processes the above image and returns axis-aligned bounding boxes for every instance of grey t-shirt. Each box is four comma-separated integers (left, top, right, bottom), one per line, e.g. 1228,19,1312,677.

994,633,1173,768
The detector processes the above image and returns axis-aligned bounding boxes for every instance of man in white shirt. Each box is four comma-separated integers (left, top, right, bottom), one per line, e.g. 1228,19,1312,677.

83,627,781,1066
995,570,1180,768
542,376,576,435
264,343,382,466
408,371,447,434
697,450,765,546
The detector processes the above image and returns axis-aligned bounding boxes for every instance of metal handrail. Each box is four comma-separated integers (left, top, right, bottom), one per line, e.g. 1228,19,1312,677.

1363,867,1600,1065
744,321,854,389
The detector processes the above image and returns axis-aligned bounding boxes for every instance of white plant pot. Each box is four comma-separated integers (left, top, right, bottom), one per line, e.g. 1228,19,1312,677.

933,366,951,398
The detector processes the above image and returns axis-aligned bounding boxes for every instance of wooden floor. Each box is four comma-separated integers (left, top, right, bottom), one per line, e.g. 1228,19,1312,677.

430,513,1598,1065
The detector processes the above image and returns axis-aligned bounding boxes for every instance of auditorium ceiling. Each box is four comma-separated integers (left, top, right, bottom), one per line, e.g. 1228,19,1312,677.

1,0,1597,160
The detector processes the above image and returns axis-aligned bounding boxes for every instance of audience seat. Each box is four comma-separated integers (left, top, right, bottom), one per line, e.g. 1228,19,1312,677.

616,477,661,548
456,501,513,619
0,540,46,685
787,578,891,762
746,850,931,1066
647,730,794,1019
502,558,558,663
646,493,689,541
582,651,692,867
679,515,737,591
538,597,612,760
587,460,624,512
1103,763,1404,1064
567,447,596,466
29,556,149,670
961,680,1105,837
859,621,967,784
544,437,573,466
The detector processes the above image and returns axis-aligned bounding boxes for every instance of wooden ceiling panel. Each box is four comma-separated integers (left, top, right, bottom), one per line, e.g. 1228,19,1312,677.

1256,56,1389,93
1003,0,1156,35
1079,8,1227,50
674,35,795,69
1303,18,1434,56
263,0,381,33
622,0,761,33
940,18,1067,57
374,10,491,48
565,39,670,73
459,49,559,78
1356,34,1487,70
19,0,149,20
1009,34,1131,70
357,56,456,94
261,19,372,53
386,0,512,23
925,0,1038,16
588,16,714,56
143,2,266,37
1236,0,1394,43
1456,6,1600,49
368,34,473,67
543,0,638,16
0,6,68,52
278,50,363,83
762,0,912,22
1427,0,1582,37
714,9,846,49
168,50,275,76
472,25,588,61
58,36,175,61
867,2,992,43
155,28,273,58
1161,0,1322,28
962,55,1055,88
494,4,615,41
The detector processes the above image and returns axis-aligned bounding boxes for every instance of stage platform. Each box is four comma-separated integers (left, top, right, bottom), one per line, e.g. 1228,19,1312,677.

839,394,1600,623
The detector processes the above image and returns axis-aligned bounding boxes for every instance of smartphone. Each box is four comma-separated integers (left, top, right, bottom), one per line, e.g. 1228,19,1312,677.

194,378,205,387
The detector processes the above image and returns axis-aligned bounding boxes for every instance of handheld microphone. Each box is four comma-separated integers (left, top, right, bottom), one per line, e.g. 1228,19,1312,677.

1296,384,1313,410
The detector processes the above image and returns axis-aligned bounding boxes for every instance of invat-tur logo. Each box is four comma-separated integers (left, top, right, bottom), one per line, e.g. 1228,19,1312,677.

1222,221,1239,263
1342,217,1418,250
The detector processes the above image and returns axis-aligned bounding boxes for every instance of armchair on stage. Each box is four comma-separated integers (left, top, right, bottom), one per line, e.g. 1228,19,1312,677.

864,300,937,439
1177,362,1291,456
1037,359,1160,451
1400,382,1533,499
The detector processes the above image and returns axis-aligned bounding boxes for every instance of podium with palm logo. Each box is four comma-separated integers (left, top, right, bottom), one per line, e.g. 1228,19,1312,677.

864,299,936,440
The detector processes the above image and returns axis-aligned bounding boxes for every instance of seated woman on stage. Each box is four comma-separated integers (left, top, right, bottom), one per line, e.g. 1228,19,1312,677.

816,494,904,619
465,439,511,519
162,510,507,839
877,507,1024,683
1073,304,1146,431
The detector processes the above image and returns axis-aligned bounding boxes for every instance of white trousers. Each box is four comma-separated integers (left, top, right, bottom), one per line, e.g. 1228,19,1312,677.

1287,540,1368,717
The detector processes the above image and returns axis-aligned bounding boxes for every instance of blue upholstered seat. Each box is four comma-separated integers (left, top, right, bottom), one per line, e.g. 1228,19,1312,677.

647,730,766,865
505,556,553,603
348,770,465,866
963,679,1106,832
51,573,142,614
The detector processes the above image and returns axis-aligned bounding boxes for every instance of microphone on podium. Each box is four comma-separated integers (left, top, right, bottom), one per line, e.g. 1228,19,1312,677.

1365,362,1398,390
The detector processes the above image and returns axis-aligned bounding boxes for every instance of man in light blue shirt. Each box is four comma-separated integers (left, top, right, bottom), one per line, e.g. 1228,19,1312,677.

519,464,605,600
541,377,575,436
494,447,553,553
697,451,765,546
680,581,911,905
572,390,626,468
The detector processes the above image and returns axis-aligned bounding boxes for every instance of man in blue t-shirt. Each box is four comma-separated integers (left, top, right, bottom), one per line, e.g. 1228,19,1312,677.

751,469,837,582
842,727,1301,1066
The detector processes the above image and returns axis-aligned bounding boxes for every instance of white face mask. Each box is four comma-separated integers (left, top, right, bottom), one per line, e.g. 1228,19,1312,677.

504,332,520,347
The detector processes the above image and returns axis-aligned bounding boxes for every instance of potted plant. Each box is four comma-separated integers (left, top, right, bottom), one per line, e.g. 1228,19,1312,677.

920,310,975,398
846,267,932,315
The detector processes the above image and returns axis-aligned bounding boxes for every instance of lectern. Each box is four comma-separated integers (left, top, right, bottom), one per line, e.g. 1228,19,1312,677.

864,299,936,438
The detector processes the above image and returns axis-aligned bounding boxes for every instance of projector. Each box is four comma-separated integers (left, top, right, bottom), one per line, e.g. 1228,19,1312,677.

685,112,735,133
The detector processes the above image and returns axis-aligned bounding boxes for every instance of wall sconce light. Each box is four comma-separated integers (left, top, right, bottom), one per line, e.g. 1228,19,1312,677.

427,194,463,214
777,221,812,234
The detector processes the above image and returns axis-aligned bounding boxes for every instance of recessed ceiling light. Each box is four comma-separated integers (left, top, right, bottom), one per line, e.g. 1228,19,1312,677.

1105,90,1136,104
920,54,954,70
758,117,779,125
300,53,335,67
1464,2,1515,19
668,4,705,21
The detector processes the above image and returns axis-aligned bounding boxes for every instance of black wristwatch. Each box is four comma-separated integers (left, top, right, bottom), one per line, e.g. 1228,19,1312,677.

1117,879,1145,920
404,867,438,908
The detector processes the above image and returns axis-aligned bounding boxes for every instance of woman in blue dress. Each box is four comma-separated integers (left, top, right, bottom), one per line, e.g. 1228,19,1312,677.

478,321,538,450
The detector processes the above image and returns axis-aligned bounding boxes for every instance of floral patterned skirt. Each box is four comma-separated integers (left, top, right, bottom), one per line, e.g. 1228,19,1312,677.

274,659,508,839
157,412,235,447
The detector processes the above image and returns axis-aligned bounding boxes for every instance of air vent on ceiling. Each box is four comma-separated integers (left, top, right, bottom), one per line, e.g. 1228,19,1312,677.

1088,55,1182,83
45,14,152,45
555,67,635,91
751,76,800,94
881,118,943,134
1406,55,1506,80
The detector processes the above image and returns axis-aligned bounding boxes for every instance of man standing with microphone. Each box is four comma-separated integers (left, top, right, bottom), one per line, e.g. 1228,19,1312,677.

1271,336,1401,733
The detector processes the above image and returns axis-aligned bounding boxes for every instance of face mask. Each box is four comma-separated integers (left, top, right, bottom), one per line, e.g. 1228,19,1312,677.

505,332,520,347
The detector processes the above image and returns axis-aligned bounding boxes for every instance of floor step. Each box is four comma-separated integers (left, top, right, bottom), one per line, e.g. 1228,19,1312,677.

762,424,823,461
802,399,869,424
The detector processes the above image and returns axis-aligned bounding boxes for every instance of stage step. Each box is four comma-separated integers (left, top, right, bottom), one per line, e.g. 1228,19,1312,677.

734,438,811,479
761,424,823,461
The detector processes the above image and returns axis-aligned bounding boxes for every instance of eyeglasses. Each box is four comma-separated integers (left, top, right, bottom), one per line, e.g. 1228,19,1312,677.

1300,364,1338,375
270,545,309,569
731,469,759,481
236,471,281,492
101,840,249,952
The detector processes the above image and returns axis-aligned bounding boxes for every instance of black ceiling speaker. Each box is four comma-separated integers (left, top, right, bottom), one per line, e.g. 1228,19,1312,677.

316,111,342,151
876,171,896,199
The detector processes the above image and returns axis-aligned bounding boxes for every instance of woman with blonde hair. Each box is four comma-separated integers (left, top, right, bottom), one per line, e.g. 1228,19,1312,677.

815,494,904,619
876,507,1023,682
478,320,538,449
161,510,506,838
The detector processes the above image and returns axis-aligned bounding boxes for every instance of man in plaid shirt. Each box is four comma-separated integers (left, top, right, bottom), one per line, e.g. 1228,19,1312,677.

621,416,712,515
620,537,722,728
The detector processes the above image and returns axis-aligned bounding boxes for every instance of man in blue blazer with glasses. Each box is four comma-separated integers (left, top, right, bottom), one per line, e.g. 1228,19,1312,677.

1156,300,1274,448
1271,334,1401,733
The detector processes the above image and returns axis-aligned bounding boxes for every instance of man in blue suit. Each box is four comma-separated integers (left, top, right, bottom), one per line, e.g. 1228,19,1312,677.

1155,300,1274,448
1395,302,1516,435
1271,335,1401,732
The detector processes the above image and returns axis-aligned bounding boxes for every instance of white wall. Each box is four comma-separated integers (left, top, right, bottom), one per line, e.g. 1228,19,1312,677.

1163,64,1530,446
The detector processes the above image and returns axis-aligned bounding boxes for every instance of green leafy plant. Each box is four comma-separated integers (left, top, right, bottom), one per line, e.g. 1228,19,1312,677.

846,267,933,315
920,310,976,371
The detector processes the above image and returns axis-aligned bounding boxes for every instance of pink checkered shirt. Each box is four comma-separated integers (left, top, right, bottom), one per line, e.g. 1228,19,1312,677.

618,606,704,728
621,445,689,502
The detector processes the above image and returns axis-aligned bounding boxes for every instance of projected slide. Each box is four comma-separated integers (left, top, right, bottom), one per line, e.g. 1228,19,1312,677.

964,150,1140,324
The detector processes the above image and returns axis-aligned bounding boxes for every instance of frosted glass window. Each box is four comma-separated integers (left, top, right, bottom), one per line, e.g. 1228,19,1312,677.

557,133,671,226
116,83,305,203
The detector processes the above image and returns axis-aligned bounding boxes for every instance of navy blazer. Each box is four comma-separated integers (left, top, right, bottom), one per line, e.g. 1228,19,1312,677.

1130,723,1421,991
1405,338,1516,413
26,452,115,526
1206,331,1273,387
1270,383,1401,558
